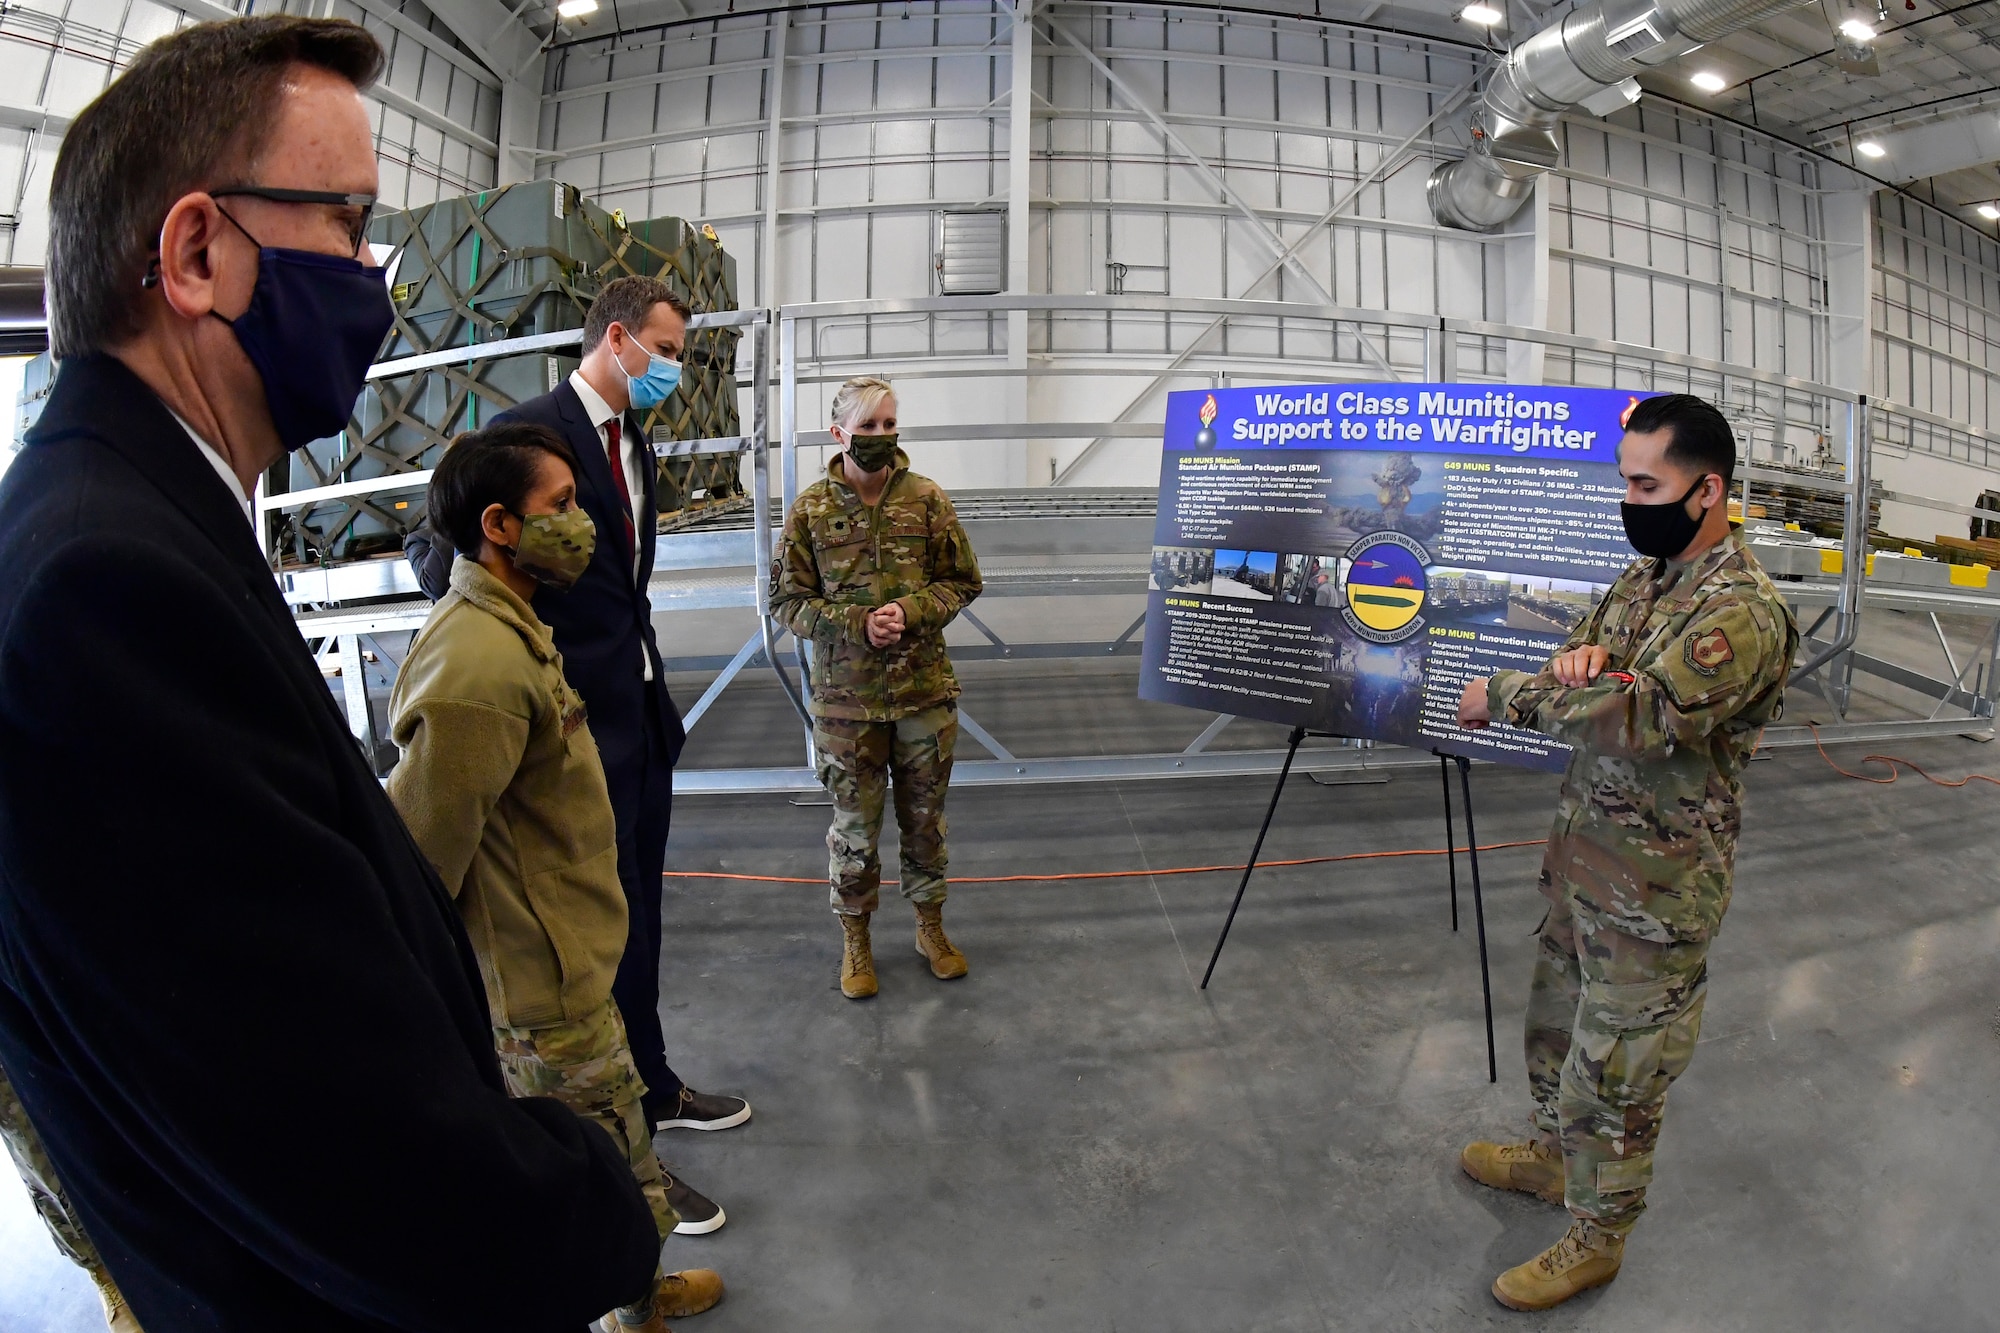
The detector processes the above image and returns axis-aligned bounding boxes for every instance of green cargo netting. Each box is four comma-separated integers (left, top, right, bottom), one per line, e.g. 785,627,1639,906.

273,180,744,566
589,210,743,523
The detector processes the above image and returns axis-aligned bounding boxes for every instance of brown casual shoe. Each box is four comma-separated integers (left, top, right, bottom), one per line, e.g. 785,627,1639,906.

1491,1220,1624,1311
840,911,877,998
653,1085,751,1132
663,1168,725,1235
914,902,967,979
595,1269,725,1331
1460,1138,1565,1205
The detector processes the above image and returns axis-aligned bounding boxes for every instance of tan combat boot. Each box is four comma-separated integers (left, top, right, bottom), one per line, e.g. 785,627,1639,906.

88,1264,143,1333
1491,1220,1624,1311
839,912,877,999
913,902,968,979
1460,1138,1565,1204
596,1268,725,1331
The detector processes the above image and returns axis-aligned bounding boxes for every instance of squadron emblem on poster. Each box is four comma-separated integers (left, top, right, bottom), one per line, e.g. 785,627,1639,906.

1341,532,1431,643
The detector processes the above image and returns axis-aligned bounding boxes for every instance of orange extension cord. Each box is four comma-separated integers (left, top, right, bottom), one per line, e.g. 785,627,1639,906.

662,838,1548,887
662,729,1998,887
1806,722,2000,790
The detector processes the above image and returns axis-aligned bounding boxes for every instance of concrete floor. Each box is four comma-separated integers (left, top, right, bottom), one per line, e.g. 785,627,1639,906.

8,635,2000,1330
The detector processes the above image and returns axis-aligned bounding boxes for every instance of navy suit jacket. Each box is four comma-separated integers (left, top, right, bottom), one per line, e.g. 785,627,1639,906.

0,355,657,1331
490,382,685,784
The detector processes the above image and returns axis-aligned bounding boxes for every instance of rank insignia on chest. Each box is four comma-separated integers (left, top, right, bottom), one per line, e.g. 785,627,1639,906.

1684,628,1733,676
831,518,849,536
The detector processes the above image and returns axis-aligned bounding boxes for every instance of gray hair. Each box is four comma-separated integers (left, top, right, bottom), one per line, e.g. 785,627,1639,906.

47,16,385,358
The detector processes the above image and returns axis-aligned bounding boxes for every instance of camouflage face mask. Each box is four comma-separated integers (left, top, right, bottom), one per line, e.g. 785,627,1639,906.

507,508,597,591
846,431,899,474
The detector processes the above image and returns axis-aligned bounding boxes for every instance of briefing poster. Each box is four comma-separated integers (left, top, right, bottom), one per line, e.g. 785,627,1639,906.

1137,382,1653,771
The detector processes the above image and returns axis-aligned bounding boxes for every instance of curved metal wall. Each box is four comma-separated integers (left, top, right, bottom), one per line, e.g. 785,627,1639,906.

0,0,1985,495
538,1,1862,489
0,0,499,269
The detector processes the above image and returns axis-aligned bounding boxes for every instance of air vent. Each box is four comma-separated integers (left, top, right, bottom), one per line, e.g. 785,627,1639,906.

935,211,1007,295
1599,0,1668,56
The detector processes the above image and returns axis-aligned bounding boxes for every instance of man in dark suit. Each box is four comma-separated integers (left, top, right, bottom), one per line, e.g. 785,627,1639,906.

0,17,663,1330
485,278,750,1229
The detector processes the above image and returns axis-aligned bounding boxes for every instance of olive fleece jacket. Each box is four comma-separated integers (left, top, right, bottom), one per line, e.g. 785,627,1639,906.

388,557,630,1030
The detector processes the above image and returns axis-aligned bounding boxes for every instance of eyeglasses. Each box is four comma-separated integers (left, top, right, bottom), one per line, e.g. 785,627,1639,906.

210,186,378,256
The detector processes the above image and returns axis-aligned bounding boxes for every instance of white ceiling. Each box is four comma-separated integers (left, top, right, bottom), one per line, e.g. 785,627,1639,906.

490,0,2000,224
1655,0,2000,217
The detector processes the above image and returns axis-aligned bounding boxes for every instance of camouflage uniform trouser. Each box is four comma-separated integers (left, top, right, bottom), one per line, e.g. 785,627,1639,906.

493,999,679,1244
812,702,957,916
1,1059,99,1268
0,1061,141,1328
1525,891,1710,1237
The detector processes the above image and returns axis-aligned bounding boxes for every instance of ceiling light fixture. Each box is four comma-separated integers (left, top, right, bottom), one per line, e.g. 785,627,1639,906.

1838,17,1876,40
1457,3,1505,23
1854,139,1886,158
1690,70,1728,92
1979,204,2000,221
556,0,598,17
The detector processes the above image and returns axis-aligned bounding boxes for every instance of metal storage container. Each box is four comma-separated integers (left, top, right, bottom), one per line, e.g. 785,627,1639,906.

271,182,745,566
605,213,744,522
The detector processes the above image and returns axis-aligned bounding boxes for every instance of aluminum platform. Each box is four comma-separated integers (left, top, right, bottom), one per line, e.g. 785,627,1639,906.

281,487,1161,607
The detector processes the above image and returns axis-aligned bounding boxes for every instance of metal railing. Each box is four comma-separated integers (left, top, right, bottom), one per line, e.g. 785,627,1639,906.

297,293,2000,789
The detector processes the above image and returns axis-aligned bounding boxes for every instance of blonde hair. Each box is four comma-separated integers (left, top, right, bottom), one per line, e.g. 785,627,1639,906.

830,375,896,431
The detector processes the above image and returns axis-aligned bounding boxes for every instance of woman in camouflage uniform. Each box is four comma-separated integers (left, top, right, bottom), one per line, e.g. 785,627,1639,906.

770,377,984,999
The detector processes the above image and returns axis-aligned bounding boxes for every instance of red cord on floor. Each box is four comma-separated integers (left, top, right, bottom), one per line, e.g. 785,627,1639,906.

661,730,1997,887
661,838,1546,886
1807,722,2000,790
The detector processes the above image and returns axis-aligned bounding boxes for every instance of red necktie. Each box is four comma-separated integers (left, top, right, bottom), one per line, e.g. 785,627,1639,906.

604,417,637,556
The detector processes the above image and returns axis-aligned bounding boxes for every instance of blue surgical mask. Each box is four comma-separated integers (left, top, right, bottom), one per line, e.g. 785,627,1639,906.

211,208,394,452
616,336,683,410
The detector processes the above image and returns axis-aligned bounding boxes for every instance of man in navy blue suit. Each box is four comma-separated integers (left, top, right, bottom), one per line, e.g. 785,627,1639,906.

0,17,661,1329
412,276,750,1234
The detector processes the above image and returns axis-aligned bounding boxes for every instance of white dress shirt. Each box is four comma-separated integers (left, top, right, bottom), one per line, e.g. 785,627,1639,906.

567,370,654,682
169,409,257,539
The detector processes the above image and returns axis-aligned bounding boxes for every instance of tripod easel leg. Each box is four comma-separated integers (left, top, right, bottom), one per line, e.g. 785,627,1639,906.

1439,754,1459,933
1200,725,1307,990
1454,756,1498,1084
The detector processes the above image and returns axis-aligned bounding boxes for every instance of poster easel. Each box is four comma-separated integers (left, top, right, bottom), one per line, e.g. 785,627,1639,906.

1198,734,1499,1084
1151,379,1650,1089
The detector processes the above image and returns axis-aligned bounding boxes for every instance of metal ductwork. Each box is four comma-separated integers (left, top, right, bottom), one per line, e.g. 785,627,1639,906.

1428,0,1816,232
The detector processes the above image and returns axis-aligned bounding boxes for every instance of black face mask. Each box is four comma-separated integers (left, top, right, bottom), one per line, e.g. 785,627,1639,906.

1621,474,1714,561
211,207,395,452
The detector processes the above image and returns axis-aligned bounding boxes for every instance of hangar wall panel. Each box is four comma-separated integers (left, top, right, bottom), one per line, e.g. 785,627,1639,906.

535,3,1975,492
0,0,199,266
1871,193,2000,468
0,0,496,266
539,3,1495,488
327,0,501,212
0,0,1992,501
1550,105,1828,382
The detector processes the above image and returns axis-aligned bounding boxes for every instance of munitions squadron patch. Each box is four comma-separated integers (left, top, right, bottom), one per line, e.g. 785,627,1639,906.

1684,628,1734,677
560,688,589,737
